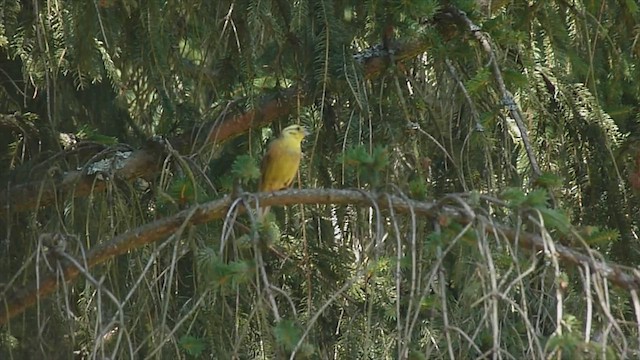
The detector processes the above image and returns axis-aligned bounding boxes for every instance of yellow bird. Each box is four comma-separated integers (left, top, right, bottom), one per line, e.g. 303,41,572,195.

259,124,310,217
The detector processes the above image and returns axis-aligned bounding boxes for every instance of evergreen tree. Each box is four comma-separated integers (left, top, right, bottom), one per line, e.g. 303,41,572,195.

1,0,639,358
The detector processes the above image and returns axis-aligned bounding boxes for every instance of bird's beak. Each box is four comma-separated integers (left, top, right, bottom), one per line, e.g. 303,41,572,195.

303,127,311,136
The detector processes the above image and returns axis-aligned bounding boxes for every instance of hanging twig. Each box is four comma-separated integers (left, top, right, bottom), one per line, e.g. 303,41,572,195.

2,188,640,325
450,7,542,177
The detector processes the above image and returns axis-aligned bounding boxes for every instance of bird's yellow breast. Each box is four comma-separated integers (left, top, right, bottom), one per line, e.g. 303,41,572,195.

259,136,303,192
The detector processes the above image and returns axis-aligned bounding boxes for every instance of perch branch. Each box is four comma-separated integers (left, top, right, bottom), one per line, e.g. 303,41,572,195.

2,188,640,325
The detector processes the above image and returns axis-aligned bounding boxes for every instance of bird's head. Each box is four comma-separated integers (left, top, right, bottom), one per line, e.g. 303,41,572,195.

281,124,310,142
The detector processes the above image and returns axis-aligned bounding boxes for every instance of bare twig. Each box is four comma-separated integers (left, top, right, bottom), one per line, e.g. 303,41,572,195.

3,188,640,325
450,7,542,177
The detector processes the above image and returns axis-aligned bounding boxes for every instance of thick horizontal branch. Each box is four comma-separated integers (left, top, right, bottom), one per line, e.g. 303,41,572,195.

2,188,639,325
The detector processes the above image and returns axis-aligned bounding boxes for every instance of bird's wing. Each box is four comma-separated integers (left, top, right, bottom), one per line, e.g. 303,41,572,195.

260,137,288,192
259,144,275,192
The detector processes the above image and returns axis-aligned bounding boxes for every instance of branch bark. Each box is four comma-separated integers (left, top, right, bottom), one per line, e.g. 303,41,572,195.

2,188,639,325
